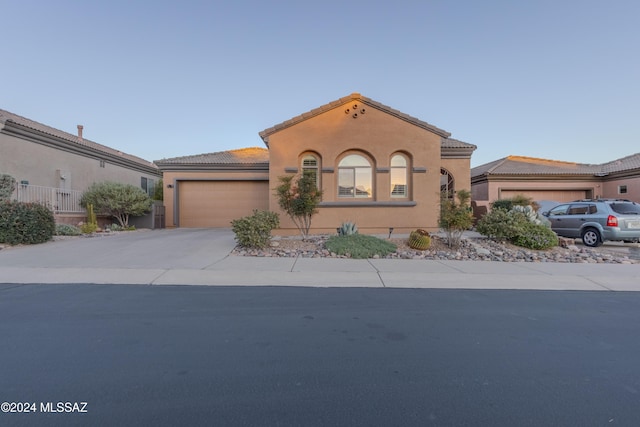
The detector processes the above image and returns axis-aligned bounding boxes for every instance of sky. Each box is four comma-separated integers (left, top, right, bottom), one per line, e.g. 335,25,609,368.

2,0,639,167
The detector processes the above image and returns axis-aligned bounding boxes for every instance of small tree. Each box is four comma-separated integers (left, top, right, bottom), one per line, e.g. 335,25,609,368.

81,182,152,227
439,189,474,248
274,171,323,239
0,174,16,201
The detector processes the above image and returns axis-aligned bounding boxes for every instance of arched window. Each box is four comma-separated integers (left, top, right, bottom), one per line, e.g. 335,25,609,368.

338,154,372,198
301,154,320,188
441,168,454,198
390,154,408,198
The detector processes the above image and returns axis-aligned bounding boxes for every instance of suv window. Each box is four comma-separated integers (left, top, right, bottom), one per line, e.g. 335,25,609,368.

548,205,569,216
568,204,595,215
610,202,640,215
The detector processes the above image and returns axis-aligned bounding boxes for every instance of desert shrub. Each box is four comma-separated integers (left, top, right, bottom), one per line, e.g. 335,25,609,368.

490,195,537,212
0,201,55,244
511,222,559,250
477,207,558,250
231,210,280,249
81,182,152,227
490,199,514,211
439,189,474,248
80,222,98,234
106,223,135,232
0,174,16,201
274,171,323,239
325,234,397,259
476,208,527,241
55,223,82,236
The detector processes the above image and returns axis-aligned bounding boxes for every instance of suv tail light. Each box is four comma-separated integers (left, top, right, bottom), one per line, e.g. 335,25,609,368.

607,215,618,227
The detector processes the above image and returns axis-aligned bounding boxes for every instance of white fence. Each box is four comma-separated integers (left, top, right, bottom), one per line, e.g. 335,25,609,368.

13,184,84,214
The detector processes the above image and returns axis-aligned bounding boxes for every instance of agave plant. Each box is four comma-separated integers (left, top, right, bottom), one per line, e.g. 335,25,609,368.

511,205,541,225
338,221,358,236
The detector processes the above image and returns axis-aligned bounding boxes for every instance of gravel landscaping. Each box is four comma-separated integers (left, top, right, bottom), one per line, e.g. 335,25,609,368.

232,234,640,264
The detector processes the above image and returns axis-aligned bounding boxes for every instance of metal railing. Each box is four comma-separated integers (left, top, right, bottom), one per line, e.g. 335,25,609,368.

13,184,85,213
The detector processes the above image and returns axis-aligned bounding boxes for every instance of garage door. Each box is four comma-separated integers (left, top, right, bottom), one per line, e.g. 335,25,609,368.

500,189,589,203
178,181,269,227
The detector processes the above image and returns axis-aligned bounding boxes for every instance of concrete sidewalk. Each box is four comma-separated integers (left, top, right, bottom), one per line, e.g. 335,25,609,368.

1,228,639,291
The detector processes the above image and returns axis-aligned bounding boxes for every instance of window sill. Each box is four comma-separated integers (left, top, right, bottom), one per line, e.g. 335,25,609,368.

319,201,416,207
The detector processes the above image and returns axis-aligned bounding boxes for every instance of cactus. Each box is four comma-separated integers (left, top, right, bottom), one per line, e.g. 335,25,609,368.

338,221,358,236
408,229,431,250
80,203,98,234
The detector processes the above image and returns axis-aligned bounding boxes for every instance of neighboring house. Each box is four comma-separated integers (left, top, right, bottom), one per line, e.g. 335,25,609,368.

156,93,477,234
0,109,161,223
471,153,640,215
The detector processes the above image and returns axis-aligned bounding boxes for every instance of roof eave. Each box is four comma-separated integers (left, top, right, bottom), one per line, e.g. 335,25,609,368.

155,162,269,172
259,93,452,142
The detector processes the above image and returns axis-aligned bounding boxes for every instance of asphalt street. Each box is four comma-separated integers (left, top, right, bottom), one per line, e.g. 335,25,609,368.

2,284,640,426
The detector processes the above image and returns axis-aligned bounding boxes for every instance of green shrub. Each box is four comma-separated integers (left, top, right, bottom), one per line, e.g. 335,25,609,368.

325,234,397,259
490,195,536,212
511,222,559,250
231,210,280,249
55,223,82,236
80,222,98,234
0,201,55,245
81,182,152,227
439,189,474,248
274,171,323,239
477,207,558,250
106,223,135,232
490,199,514,211
476,208,526,241
0,174,16,201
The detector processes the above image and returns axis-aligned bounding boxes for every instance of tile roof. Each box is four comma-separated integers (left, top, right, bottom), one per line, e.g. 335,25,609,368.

441,137,477,150
471,154,640,177
0,108,157,170
600,153,640,174
155,147,269,166
259,93,454,144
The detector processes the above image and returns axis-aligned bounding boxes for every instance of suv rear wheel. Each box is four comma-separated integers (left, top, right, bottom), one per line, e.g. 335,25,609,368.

581,228,603,247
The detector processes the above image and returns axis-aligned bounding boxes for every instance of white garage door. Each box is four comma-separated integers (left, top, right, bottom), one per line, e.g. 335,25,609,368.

178,181,269,227
500,189,589,203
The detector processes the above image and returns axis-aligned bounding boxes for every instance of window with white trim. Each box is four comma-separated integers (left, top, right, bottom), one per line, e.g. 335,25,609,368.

338,154,372,198
390,154,408,198
301,154,320,189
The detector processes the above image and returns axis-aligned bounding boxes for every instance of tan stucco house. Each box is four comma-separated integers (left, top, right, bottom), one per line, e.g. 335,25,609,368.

156,93,477,234
471,153,640,215
0,108,161,223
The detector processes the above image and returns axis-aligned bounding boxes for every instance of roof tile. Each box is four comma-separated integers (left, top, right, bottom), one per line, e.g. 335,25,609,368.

155,147,269,166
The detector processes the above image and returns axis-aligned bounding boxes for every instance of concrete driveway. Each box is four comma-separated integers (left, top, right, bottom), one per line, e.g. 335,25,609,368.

0,228,237,269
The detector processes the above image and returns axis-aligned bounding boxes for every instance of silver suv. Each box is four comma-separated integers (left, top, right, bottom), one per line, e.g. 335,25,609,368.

542,199,640,247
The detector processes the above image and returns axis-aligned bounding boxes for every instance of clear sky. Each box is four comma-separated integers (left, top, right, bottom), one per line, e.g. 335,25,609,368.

2,0,638,167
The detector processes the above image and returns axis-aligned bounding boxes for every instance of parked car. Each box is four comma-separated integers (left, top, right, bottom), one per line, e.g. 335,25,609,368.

542,199,640,247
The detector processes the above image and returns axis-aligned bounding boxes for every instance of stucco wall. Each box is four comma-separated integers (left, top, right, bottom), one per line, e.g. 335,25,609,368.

603,176,640,202
0,132,160,192
266,101,470,235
